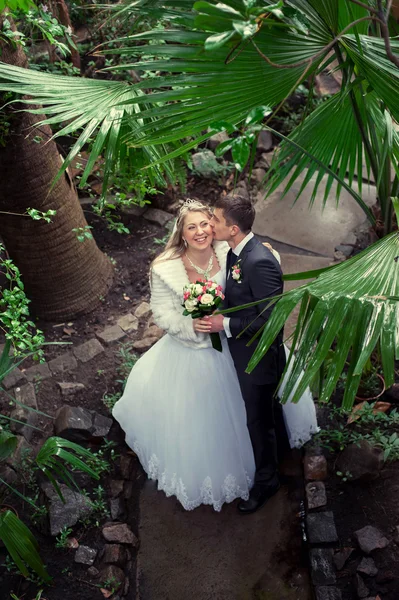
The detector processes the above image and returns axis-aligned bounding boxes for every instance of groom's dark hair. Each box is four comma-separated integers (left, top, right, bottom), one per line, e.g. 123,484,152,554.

214,194,255,234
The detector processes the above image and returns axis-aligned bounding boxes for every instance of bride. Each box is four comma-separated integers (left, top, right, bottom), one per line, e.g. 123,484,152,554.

112,199,317,512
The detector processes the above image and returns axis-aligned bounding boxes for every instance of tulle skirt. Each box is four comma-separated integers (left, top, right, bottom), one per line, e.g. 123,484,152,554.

113,334,255,511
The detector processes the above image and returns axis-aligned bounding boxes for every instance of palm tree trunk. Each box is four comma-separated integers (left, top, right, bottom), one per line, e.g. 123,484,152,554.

0,16,113,320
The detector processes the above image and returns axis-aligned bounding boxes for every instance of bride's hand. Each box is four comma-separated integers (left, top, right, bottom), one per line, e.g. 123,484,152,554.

193,318,211,333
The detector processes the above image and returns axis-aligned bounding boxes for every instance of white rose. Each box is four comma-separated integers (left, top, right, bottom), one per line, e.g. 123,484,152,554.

185,298,198,312
232,271,240,281
200,293,214,305
210,282,218,289
194,284,204,295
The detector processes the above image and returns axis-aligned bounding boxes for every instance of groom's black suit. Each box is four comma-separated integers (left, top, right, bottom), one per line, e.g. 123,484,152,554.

225,236,286,490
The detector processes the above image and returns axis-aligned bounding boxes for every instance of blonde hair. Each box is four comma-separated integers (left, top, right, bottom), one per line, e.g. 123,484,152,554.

152,199,212,266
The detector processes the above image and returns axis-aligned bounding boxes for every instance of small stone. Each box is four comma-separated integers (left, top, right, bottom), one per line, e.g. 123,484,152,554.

57,382,86,397
334,547,355,571
102,523,138,546
41,482,93,536
310,548,336,586
9,435,32,467
24,362,51,382
145,325,163,340
256,152,272,170
0,465,17,486
99,565,125,591
97,325,126,345
234,180,250,200
250,168,266,186
74,545,97,566
191,150,221,179
143,208,173,227
304,455,328,481
117,314,139,333
354,526,389,554
48,352,78,376
354,573,369,599
10,384,38,441
306,481,327,510
393,525,399,544
73,338,105,363
110,498,125,521
123,481,134,500
102,544,127,566
307,512,338,545
257,130,273,152
87,566,100,578
2,367,27,390
357,557,378,577
132,337,158,352
315,587,342,600
110,480,125,498
336,441,383,482
123,577,129,596
334,250,347,262
15,382,37,409
135,301,151,319
54,406,112,442
335,244,354,257
208,130,229,151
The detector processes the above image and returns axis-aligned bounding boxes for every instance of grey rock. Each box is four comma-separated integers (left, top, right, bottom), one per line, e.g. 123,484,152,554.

357,557,378,577
394,525,399,544
354,573,369,599
41,482,93,536
306,481,327,510
143,207,174,227
310,548,336,585
120,455,135,479
334,250,347,262
257,130,273,152
110,497,125,521
102,523,138,546
315,587,342,600
57,382,86,397
74,545,97,566
9,435,32,467
3,367,27,390
333,547,355,571
335,244,354,257
123,577,130,596
191,150,222,178
110,480,125,498
354,525,389,554
54,405,112,442
117,314,139,333
10,384,38,441
250,168,266,186
73,338,104,363
121,204,148,217
24,362,51,382
234,180,250,200
87,566,100,578
256,152,272,170
133,337,159,352
102,544,127,566
48,352,78,376
208,131,229,151
92,412,113,438
97,325,126,345
134,302,151,319
123,480,134,500
336,441,383,482
307,512,338,544
0,465,17,485
385,383,399,403
145,325,164,340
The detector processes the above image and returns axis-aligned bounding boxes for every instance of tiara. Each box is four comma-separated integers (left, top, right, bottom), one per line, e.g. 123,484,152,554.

177,198,207,218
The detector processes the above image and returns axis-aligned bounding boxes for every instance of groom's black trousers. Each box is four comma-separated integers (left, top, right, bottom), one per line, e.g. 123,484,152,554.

238,377,280,489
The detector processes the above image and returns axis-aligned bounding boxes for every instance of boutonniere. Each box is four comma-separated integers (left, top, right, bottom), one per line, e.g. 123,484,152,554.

231,259,243,284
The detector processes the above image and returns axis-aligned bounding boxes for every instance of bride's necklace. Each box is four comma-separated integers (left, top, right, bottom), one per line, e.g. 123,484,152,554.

186,251,214,279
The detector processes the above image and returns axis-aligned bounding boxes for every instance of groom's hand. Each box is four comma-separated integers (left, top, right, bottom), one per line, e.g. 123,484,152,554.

202,314,224,332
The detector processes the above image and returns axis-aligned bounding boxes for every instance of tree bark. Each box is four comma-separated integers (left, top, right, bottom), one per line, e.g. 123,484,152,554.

0,17,113,320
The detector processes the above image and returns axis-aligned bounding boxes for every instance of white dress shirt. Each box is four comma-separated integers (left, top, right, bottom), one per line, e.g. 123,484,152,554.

223,232,254,338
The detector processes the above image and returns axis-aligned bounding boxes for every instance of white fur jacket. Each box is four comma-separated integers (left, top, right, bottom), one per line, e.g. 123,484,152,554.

150,241,230,349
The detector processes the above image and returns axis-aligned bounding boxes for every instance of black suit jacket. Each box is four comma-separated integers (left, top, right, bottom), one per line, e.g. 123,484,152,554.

225,236,286,385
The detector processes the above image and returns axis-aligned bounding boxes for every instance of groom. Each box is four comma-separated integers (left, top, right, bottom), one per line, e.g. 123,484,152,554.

204,194,286,514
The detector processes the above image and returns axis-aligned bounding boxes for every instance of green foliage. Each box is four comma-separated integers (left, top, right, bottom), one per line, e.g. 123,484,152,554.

116,342,139,389
102,391,121,412
72,225,93,242
55,526,73,549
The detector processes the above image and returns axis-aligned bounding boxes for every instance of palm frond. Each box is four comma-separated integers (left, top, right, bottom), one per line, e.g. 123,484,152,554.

0,510,51,582
247,232,399,409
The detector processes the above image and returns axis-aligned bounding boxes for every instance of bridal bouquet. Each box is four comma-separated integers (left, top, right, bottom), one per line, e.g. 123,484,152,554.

182,280,224,352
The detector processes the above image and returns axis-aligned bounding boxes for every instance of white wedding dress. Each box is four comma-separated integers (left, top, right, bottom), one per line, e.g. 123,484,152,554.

113,247,318,512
